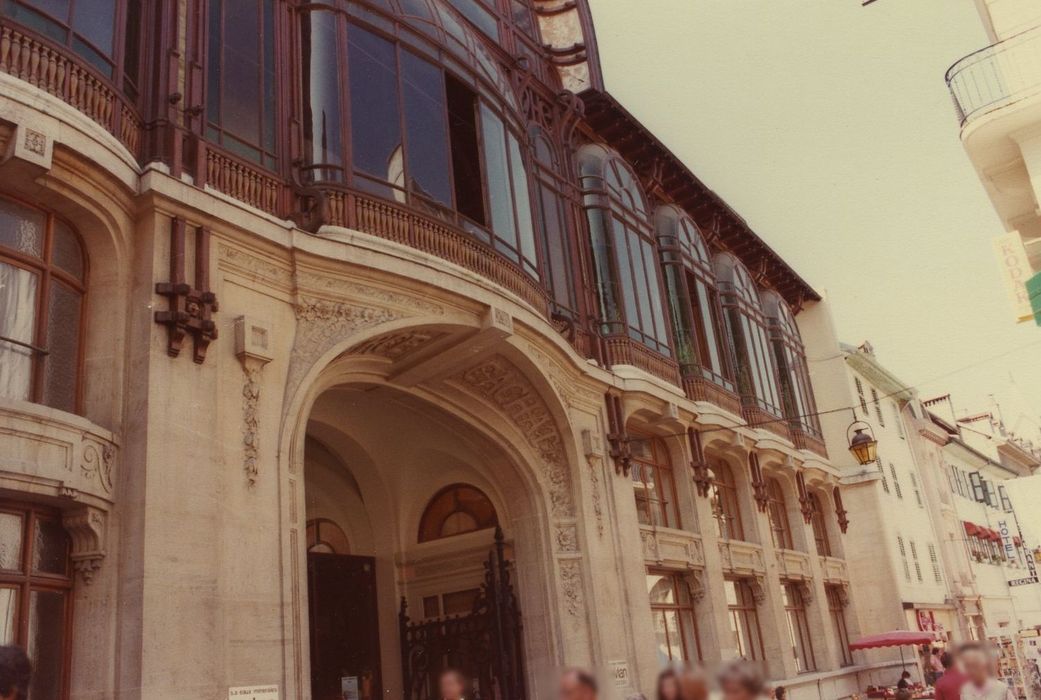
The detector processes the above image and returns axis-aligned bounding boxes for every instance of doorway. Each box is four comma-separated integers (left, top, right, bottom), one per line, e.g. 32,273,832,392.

307,553,382,700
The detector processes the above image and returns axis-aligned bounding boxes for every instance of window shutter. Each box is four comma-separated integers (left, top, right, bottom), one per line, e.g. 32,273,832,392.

969,472,986,503
998,484,1013,513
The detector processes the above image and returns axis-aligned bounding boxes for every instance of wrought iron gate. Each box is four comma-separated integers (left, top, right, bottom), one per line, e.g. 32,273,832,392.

399,527,526,700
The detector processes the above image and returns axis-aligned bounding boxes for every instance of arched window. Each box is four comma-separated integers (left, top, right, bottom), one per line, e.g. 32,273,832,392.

306,518,351,554
0,197,85,413
766,478,793,551
418,484,498,542
631,437,680,529
579,145,671,356
206,0,278,168
764,293,821,437
708,461,744,541
715,256,782,417
809,493,832,557
656,207,734,389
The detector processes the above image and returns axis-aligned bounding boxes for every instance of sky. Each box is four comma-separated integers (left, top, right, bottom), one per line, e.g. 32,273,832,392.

588,0,1041,439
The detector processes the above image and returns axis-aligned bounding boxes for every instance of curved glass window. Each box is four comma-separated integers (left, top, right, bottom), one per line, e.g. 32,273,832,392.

1,0,141,94
657,207,733,388
766,478,793,551
708,461,744,541
206,0,278,168
715,256,782,415
0,197,85,414
299,6,541,275
579,145,670,355
418,484,498,542
764,293,821,436
630,437,680,529
531,129,577,316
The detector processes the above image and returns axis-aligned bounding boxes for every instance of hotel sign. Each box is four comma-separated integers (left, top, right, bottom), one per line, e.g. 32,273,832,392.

992,232,1035,323
1000,519,1039,587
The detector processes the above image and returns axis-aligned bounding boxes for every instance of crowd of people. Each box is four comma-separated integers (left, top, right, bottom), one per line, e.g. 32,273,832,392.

431,641,1018,700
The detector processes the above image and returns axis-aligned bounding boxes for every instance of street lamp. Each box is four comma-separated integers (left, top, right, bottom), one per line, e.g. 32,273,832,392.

847,419,878,466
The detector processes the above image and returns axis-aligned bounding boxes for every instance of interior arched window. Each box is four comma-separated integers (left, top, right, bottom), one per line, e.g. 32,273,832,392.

299,2,541,278
714,256,782,416
206,0,278,168
0,197,85,413
419,484,498,542
656,207,734,389
579,145,671,355
809,493,832,557
764,293,821,437
630,436,680,529
306,518,351,554
708,461,744,541
766,478,793,550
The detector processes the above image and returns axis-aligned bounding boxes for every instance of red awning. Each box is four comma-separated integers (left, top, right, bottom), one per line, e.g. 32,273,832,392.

1015,537,1023,547
988,529,1002,542
964,522,979,536
849,631,937,650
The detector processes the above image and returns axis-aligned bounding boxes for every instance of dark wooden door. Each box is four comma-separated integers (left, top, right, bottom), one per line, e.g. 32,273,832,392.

308,554,382,700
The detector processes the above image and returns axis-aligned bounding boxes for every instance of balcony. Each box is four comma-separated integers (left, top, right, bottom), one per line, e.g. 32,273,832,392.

947,24,1041,127
719,539,766,576
639,526,705,569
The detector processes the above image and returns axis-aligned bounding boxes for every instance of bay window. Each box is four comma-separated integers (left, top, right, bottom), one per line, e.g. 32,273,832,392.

657,207,734,388
0,197,85,414
531,130,578,316
579,145,671,355
206,0,278,168
765,293,821,436
715,256,783,416
300,10,541,276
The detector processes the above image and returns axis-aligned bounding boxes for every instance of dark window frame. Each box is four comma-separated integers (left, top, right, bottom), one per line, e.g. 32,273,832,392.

709,460,745,542
646,569,703,664
765,478,794,551
782,582,817,673
630,436,681,529
725,578,765,662
0,195,87,414
418,483,499,543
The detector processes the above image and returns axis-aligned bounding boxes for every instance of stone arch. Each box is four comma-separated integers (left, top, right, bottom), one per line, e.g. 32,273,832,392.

277,313,589,699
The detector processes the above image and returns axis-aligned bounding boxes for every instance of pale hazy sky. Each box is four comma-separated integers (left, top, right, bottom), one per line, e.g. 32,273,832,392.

590,0,1041,437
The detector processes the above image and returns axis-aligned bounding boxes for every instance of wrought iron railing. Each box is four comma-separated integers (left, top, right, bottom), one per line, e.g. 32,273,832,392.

946,24,1041,125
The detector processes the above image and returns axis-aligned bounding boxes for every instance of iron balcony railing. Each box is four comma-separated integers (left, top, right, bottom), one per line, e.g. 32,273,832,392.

946,23,1041,126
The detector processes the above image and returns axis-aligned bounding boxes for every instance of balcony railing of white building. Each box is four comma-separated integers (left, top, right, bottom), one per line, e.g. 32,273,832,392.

946,23,1041,126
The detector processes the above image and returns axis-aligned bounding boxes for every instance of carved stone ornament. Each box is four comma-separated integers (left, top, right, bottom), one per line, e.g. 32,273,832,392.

80,440,114,495
555,525,578,553
456,357,575,519
559,559,583,617
796,580,814,605
581,429,605,538
236,317,274,487
750,576,767,605
62,506,106,584
687,571,706,604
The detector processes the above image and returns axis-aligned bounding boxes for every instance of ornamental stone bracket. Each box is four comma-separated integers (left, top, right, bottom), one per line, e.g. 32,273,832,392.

235,316,274,487
62,505,106,584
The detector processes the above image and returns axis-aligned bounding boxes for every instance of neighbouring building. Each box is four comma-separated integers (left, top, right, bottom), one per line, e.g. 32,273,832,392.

946,0,1041,323
0,1,886,699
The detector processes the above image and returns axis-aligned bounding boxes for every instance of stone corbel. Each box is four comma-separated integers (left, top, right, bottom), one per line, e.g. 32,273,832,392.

836,584,851,608
62,506,106,584
796,580,814,605
688,428,711,498
236,316,274,487
748,452,769,513
686,571,706,604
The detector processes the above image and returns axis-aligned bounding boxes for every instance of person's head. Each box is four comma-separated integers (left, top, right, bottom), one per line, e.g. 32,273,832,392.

895,690,913,700
940,652,955,671
559,668,598,700
657,667,682,700
775,685,787,700
933,648,941,656
679,667,709,700
438,668,468,700
0,646,30,700
901,671,912,680
717,660,765,700
958,643,993,684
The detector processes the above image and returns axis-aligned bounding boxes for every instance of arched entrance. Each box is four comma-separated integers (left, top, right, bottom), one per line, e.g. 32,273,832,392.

286,321,576,700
